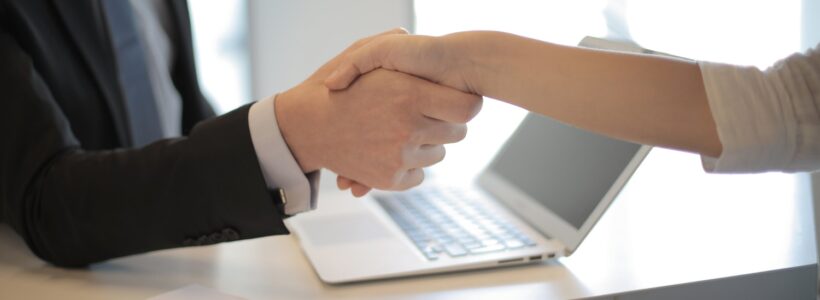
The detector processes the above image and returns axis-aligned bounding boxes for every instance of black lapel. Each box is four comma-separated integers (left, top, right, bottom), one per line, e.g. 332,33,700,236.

168,0,191,43
49,0,132,146
169,0,216,131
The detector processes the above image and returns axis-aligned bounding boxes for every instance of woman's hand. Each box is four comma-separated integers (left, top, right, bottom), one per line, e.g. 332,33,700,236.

324,32,476,94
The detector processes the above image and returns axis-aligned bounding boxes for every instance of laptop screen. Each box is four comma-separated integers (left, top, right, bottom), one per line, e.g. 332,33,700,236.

487,113,642,229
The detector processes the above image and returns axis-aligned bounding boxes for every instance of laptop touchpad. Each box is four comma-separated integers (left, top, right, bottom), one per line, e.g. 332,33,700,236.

300,212,393,247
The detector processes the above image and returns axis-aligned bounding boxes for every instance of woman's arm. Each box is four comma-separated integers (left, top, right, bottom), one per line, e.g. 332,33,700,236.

327,31,722,157
454,31,721,157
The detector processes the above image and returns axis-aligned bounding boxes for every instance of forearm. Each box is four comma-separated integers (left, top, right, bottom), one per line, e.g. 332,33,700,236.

5,105,289,267
448,31,721,157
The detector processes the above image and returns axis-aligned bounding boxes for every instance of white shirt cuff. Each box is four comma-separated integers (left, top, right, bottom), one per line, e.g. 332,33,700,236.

248,95,319,215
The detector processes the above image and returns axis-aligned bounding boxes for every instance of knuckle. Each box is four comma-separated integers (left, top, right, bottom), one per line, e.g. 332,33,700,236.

447,100,478,124
453,111,472,125
410,169,425,187
453,107,471,124
460,96,483,122
452,124,468,142
434,146,446,164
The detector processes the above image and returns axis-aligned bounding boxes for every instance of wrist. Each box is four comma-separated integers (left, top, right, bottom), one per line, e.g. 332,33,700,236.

274,86,326,173
442,31,492,95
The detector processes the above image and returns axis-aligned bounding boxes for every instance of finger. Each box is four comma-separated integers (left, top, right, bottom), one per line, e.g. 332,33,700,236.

317,28,408,76
350,182,373,197
416,119,468,145
337,176,354,190
406,144,446,169
393,168,425,190
339,175,372,196
345,27,408,53
418,85,483,124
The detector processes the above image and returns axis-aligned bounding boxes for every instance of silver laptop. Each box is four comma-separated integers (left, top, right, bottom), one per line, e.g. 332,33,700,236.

287,37,653,283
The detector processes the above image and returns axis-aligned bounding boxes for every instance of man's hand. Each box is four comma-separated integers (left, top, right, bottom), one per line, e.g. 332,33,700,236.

275,32,482,193
321,31,485,197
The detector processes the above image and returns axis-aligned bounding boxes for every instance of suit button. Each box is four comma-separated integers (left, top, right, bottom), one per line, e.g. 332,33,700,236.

222,228,239,241
207,232,224,244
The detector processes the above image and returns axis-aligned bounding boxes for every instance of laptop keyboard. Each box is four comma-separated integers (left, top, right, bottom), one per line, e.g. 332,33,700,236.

374,187,536,261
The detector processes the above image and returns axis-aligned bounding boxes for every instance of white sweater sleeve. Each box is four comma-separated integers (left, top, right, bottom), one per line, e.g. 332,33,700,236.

699,45,820,173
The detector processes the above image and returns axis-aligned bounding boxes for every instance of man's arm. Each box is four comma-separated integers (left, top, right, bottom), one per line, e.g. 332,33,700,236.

248,95,319,215
0,30,288,267
0,26,481,267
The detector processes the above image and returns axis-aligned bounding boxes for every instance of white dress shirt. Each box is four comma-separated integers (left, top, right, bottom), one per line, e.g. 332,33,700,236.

129,0,316,215
699,44,820,173
248,96,318,214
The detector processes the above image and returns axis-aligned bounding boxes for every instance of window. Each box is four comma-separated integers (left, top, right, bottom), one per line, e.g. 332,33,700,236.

415,0,609,181
188,0,251,114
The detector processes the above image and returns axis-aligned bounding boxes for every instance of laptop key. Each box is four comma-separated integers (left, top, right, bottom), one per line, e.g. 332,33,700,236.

457,237,477,245
469,244,506,254
422,250,439,260
376,188,536,259
481,239,501,246
443,244,468,257
462,242,483,249
520,238,536,246
503,239,525,249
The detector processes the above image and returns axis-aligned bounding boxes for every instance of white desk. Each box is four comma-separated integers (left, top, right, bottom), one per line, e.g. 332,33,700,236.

0,149,815,299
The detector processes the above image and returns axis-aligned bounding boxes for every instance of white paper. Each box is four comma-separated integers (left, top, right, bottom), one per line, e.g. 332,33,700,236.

148,284,245,300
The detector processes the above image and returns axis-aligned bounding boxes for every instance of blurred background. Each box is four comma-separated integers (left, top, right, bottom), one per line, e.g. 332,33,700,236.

163,1,820,285
188,0,818,182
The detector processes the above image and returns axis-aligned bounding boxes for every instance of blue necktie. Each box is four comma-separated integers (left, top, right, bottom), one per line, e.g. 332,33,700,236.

101,0,163,147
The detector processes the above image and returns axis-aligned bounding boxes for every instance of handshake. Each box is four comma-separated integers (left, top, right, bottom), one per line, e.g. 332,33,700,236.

269,27,725,200
274,28,481,197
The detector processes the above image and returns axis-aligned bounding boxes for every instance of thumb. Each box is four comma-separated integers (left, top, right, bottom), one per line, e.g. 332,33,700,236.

324,38,392,90
324,63,362,91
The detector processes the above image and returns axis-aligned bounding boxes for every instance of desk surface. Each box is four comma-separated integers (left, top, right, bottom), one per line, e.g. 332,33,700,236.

0,149,815,299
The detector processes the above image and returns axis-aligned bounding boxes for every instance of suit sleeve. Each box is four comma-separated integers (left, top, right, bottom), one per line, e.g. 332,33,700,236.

0,29,289,267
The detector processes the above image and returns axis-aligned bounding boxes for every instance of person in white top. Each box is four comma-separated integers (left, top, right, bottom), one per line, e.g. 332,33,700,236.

322,30,820,195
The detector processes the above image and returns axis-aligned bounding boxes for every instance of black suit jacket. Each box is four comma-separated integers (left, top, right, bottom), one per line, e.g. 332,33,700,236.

0,0,289,267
